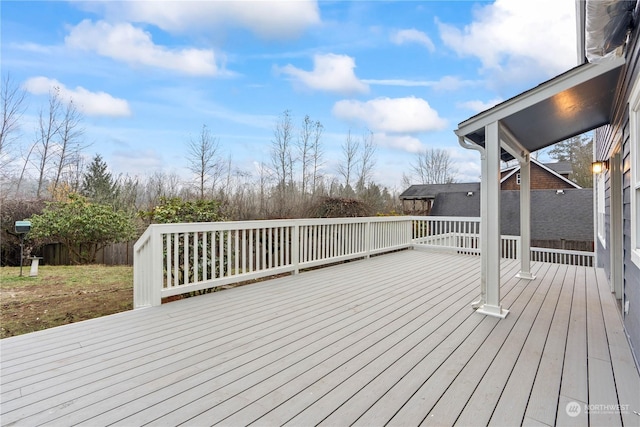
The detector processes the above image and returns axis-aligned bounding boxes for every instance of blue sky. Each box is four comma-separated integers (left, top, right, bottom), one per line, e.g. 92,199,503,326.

1,0,578,191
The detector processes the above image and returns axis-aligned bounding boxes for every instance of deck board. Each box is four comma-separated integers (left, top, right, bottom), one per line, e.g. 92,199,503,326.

1,249,639,426
418,262,554,426
523,264,575,426
4,252,435,425
355,259,533,426
462,263,563,426
137,254,479,426
585,267,622,427
559,265,589,405
595,269,640,427
240,256,491,427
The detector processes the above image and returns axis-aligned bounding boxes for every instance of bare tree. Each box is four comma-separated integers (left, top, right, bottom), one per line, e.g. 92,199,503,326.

356,130,376,193
411,148,457,184
270,110,295,215
337,130,359,191
142,171,184,208
53,100,85,190
298,115,313,196
220,153,234,199
114,174,141,213
14,143,36,198
0,73,27,173
33,88,63,198
256,161,273,218
186,124,222,199
401,173,412,192
311,120,324,197
271,110,295,188
67,149,85,192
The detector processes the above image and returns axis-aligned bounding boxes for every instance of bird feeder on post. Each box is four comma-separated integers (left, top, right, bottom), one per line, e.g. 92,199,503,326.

14,221,31,277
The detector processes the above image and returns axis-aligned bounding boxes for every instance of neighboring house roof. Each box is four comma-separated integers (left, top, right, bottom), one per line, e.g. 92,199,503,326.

544,161,573,176
399,182,480,200
500,160,572,176
401,159,578,201
500,158,581,189
430,189,593,242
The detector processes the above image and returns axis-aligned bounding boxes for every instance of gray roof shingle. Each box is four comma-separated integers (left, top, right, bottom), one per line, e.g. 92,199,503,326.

399,183,480,199
543,161,573,175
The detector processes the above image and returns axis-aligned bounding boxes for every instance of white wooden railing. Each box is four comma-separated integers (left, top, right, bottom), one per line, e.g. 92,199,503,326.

411,216,594,266
133,216,594,309
411,216,521,258
530,247,594,266
133,217,412,308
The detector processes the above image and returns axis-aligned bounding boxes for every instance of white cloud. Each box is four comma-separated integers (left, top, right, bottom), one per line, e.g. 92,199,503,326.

391,29,435,52
10,42,55,54
23,76,131,117
332,97,447,134
458,97,504,113
278,53,369,95
450,149,482,182
432,76,477,91
363,75,478,91
65,20,219,76
438,0,576,79
362,79,433,87
83,1,321,39
374,133,425,153
111,148,164,173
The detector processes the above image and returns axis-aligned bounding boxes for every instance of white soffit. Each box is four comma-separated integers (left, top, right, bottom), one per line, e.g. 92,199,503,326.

455,56,625,160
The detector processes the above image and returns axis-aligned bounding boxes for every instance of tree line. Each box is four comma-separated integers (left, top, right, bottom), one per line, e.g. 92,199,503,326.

1,74,408,220
0,74,406,265
1,72,592,265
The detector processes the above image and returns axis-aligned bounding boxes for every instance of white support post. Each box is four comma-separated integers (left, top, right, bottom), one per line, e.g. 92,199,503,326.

499,122,534,281
458,136,487,309
471,144,488,309
516,154,536,280
150,229,163,307
476,121,508,318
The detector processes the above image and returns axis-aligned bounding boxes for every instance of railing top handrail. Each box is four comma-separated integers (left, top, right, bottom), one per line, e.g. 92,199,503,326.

531,246,595,257
133,225,153,252
143,216,413,230
409,215,481,222
133,216,417,246
137,215,482,235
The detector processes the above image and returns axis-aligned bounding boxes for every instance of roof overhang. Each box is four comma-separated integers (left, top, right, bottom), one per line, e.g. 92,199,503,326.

455,56,625,161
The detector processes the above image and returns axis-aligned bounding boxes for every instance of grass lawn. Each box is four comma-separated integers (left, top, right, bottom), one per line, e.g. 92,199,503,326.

0,265,133,338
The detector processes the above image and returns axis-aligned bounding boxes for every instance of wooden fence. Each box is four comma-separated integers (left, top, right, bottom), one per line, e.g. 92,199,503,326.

41,242,135,266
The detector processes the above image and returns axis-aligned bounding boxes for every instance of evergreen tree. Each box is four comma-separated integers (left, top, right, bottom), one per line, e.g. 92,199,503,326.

547,135,593,188
81,154,118,204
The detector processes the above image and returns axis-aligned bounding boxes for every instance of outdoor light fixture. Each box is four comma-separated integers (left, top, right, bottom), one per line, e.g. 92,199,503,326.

592,160,609,174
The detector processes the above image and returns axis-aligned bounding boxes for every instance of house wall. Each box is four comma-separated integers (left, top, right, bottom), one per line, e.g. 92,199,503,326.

595,18,640,364
501,163,578,190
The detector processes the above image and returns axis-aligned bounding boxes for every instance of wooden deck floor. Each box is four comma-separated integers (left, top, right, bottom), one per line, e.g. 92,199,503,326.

1,250,639,426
